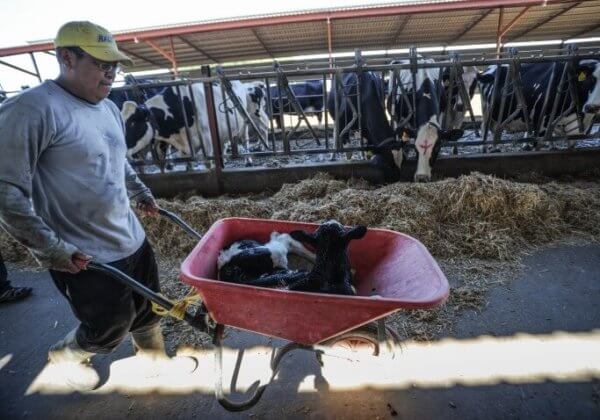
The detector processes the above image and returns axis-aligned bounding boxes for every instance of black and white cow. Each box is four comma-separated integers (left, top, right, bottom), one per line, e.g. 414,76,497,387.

327,71,400,179
386,58,464,182
109,77,173,161
270,80,324,128
440,65,479,130
108,76,163,110
477,60,600,145
245,81,270,145
120,81,251,162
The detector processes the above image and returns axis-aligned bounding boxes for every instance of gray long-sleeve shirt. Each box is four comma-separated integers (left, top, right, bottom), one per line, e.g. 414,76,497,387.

0,80,151,265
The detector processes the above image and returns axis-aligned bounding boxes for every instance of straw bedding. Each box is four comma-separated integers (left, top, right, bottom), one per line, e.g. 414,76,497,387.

1,172,598,350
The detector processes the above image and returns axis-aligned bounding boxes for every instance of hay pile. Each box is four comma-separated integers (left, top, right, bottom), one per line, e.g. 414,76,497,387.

1,172,599,349
5,172,597,265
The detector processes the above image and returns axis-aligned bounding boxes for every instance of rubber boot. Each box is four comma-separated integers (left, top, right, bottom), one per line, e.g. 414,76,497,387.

47,328,100,391
131,323,167,359
130,324,197,376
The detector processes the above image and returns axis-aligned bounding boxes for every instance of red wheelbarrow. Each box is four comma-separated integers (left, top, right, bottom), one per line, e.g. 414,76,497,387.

90,209,449,411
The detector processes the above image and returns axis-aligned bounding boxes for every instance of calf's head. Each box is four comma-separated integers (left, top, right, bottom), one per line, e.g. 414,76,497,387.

290,220,367,294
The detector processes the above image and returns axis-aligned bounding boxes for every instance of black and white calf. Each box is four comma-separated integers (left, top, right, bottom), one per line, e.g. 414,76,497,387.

477,60,600,144
386,58,464,182
218,232,316,284
218,221,366,296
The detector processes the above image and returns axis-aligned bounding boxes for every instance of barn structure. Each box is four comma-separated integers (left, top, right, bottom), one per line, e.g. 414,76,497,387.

2,0,600,76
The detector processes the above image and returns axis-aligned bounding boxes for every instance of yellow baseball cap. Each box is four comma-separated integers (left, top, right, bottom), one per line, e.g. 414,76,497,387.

54,21,133,67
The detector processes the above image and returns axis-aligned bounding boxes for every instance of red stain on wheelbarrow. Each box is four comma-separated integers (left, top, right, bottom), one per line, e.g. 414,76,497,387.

180,218,449,346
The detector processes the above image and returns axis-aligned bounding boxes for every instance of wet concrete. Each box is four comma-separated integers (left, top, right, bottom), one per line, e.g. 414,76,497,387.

1,243,599,419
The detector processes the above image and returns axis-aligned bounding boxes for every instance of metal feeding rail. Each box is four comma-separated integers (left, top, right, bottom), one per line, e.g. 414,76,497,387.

108,45,599,176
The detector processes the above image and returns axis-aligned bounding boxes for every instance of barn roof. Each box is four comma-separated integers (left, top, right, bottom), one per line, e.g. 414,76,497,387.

1,0,600,74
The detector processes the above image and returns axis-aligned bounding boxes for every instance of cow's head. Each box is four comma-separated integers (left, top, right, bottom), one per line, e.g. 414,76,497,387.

121,100,155,157
398,117,463,182
580,60,600,114
247,82,267,116
441,66,479,129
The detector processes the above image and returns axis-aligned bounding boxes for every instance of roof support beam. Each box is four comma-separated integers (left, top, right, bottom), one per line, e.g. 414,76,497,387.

178,35,219,63
506,1,581,42
0,59,39,77
118,46,163,67
450,8,493,45
499,6,532,39
388,15,411,49
251,28,274,59
326,16,333,68
169,36,179,76
496,7,505,56
144,39,177,70
497,6,531,55
567,21,600,40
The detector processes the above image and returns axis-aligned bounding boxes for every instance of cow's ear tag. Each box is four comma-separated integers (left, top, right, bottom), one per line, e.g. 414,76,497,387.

578,71,586,82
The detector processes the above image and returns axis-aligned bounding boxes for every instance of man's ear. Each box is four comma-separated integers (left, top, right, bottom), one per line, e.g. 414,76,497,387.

290,230,317,247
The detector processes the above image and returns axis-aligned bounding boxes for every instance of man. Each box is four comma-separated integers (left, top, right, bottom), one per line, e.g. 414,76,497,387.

0,21,194,390
0,251,32,303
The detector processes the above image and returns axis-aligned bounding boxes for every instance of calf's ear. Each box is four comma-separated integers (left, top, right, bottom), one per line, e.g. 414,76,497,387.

290,230,317,247
344,225,367,241
439,128,463,142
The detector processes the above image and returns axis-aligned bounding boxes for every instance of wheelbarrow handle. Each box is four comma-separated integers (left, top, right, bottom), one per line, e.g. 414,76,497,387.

158,207,202,241
87,261,207,331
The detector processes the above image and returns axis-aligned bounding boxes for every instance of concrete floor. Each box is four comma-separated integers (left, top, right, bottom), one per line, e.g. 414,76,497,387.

1,243,599,419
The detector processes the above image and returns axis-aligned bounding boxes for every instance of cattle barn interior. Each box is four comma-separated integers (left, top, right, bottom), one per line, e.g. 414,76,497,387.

1,0,600,193
2,5,600,412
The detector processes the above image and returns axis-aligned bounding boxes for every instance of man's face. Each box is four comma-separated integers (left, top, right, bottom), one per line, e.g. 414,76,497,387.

64,49,119,103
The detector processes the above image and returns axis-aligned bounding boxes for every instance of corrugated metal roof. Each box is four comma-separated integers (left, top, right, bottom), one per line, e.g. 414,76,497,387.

1,0,599,73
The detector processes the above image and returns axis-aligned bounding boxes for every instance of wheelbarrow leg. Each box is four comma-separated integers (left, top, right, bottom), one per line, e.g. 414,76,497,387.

213,324,267,412
270,342,312,371
377,318,400,358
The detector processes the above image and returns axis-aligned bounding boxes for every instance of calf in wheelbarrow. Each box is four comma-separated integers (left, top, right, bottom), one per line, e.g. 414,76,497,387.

90,211,449,412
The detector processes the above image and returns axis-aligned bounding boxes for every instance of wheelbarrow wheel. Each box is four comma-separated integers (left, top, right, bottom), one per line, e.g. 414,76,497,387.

321,323,381,356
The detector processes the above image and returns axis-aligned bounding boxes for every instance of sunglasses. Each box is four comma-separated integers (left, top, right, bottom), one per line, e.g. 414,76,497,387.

66,47,121,73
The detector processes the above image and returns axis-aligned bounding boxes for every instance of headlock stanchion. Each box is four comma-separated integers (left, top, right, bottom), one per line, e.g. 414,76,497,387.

273,61,322,146
115,45,600,170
